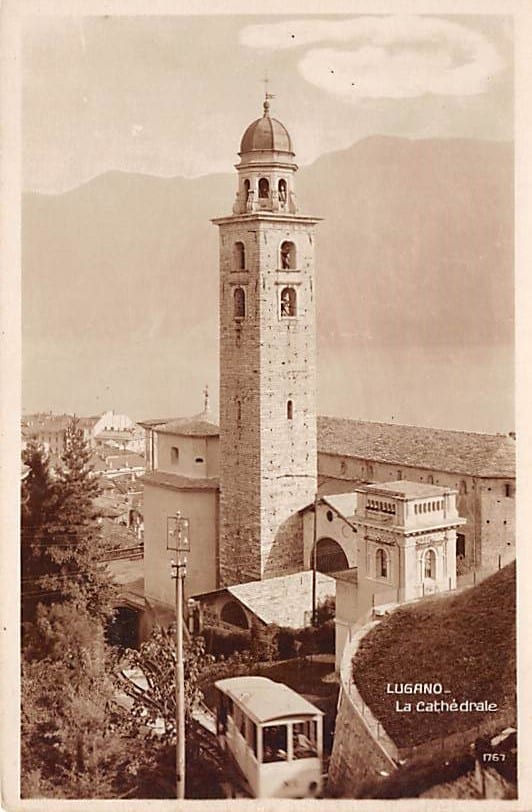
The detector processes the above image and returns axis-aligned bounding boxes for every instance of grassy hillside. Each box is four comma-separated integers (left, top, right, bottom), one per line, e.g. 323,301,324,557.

352,561,516,747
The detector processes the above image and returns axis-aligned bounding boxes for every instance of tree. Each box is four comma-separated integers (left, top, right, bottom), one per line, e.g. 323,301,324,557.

118,625,228,798
119,624,214,738
21,603,137,799
43,417,117,622
21,441,61,621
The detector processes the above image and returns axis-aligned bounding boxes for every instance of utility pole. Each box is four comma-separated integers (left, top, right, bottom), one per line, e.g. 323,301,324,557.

167,511,190,800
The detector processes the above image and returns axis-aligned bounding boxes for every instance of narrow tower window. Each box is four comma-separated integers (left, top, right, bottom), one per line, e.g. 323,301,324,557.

233,287,246,319
280,287,297,317
237,399,242,424
287,400,293,420
243,179,250,202
171,446,179,464
278,179,287,203
234,241,246,270
459,480,467,495
280,241,296,269
258,177,269,199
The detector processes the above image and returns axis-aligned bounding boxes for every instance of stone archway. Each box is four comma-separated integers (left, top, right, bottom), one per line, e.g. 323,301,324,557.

107,605,141,649
316,537,349,573
220,599,249,629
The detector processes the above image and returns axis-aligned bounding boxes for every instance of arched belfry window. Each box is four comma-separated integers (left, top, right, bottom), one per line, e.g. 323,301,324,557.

171,446,179,464
424,549,436,579
376,548,388,579
287,400,293,420
233,287,245,319
234,241,246,270
258,177,270,199
280,287,297,317
278,179,287,203
280,241,296,270
243,179,250,202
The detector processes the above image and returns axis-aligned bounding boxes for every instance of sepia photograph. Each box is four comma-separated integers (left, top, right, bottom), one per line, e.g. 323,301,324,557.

2,2,527,806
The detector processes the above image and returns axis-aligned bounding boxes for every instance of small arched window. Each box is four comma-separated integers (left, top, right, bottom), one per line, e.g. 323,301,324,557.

427,474,434,484
234,241,246,270
243,179,250,202
280,286,297,317
280,241,296,269
258,177,269,199
278,178,287,203
171,446,179,464
233,287,245,319
424,549,436,579
459,480,467,495
287,400,293,420
376,548,388,579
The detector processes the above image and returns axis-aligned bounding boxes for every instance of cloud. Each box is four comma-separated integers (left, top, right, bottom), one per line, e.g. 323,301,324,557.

240,16,504,99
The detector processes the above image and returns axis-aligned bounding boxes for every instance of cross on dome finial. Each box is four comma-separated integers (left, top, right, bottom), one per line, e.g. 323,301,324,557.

262,74,275,116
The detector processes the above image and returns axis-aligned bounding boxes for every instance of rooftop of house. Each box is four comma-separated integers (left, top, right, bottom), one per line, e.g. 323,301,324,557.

22,413,100,431
140,470,219,491
317,416,515,479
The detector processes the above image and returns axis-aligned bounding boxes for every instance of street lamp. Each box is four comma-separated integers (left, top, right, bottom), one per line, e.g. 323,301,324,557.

167,511,190,800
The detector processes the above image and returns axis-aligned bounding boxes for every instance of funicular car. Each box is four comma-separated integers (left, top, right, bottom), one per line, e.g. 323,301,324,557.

215,676,324,798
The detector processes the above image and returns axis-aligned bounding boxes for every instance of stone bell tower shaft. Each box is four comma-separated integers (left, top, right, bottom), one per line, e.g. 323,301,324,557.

213,98,321,586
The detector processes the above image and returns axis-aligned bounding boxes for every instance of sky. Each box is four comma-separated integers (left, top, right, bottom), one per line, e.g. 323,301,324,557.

22,13,513,193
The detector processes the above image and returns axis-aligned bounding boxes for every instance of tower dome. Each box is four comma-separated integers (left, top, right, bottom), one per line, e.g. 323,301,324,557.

239,98,294,156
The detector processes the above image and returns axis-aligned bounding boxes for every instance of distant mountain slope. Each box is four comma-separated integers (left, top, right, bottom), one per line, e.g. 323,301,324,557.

22,136,513,421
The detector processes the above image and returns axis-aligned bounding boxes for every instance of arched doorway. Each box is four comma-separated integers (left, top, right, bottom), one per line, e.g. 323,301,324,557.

107,605,141,649
220,599,249,629
315,537,349,573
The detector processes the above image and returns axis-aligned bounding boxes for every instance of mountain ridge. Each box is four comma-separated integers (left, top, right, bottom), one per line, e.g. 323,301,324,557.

22,135,513,427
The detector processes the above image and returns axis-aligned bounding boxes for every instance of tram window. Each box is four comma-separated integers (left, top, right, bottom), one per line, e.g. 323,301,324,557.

262,725,288,762
234,705,243,733
246,718,257,757
292,721,317,759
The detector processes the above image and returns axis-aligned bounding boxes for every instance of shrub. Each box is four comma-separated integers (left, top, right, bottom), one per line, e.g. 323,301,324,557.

202,625,251,657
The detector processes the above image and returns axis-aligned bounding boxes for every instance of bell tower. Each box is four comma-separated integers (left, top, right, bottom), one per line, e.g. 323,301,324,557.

213,97,321,586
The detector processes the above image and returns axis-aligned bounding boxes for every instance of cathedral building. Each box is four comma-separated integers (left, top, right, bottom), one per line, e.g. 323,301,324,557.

137,99,515,641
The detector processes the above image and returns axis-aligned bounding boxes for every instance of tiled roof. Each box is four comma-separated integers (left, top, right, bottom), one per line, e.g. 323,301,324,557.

156,413,220,437
227,570,335,627
140,470,219,491
137,417,175,429
317,416,515,479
